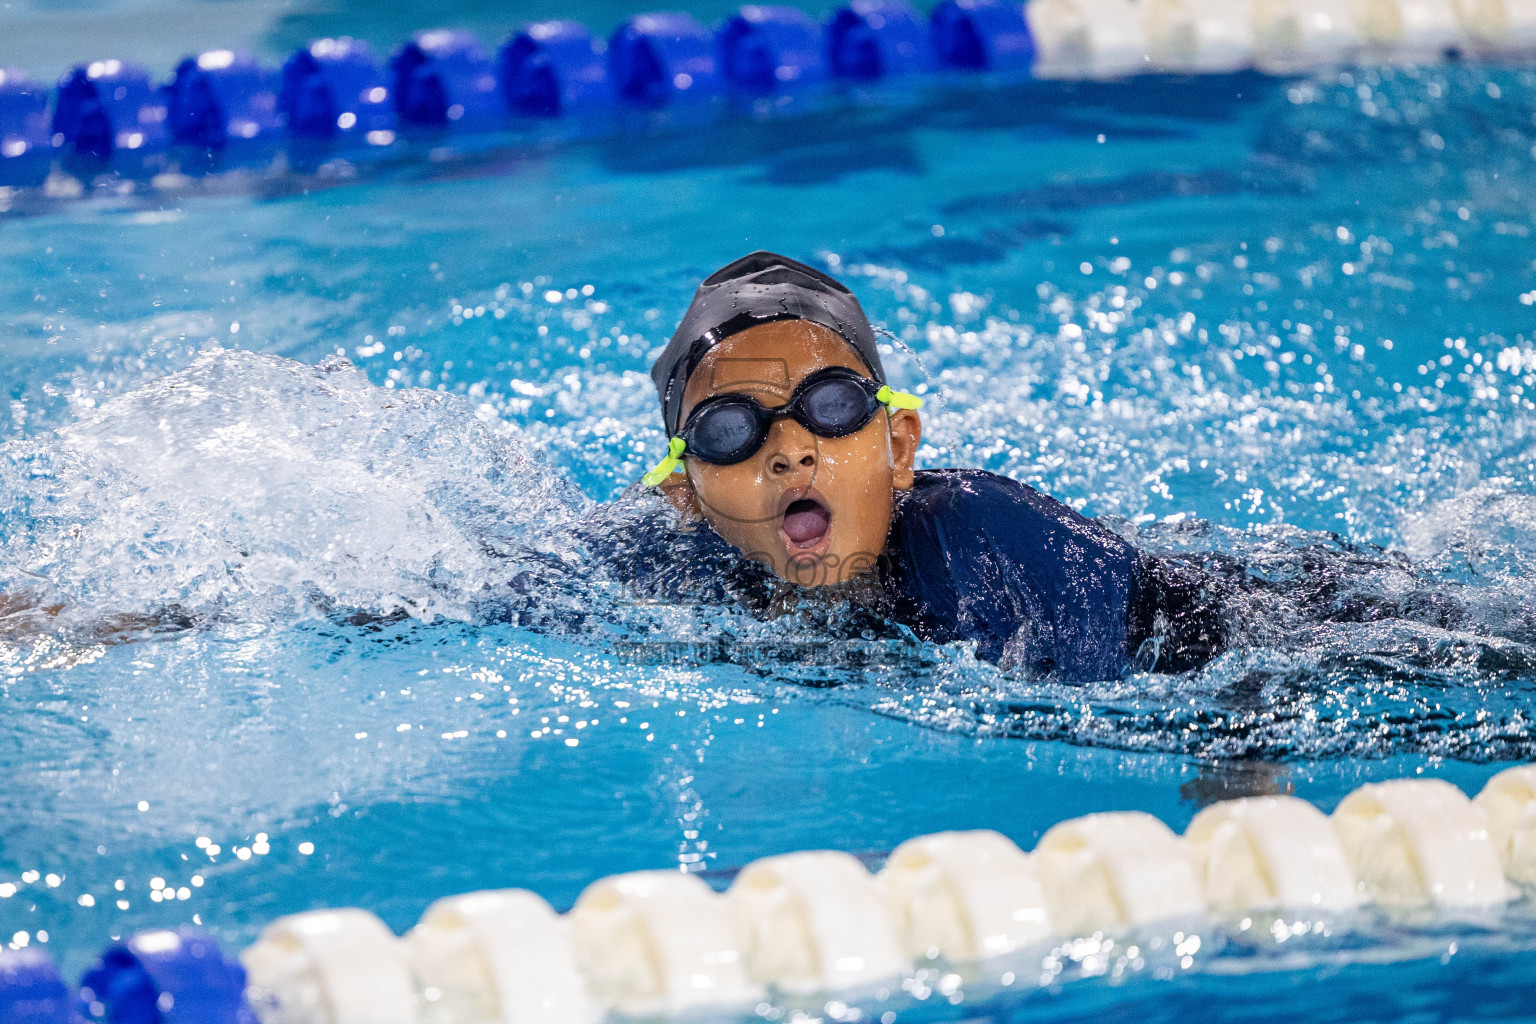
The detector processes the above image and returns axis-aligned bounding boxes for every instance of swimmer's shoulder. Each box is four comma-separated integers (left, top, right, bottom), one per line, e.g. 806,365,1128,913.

892,469,1143,582
884,469,1143,672
899,468,1124,536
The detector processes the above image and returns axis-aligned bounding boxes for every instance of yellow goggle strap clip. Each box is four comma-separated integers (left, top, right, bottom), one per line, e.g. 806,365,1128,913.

642,436,687,487
876,385,924,411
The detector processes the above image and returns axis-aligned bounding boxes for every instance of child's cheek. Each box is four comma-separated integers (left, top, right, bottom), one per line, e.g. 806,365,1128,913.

691,464,781,545
825,434,894,494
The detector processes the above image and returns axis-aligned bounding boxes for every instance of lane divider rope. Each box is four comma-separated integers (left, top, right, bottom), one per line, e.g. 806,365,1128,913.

7,766,1536,1022
2,0,1531,192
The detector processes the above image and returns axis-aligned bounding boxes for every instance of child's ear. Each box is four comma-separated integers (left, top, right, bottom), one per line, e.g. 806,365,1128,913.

656,470,704,520
888,409,922,490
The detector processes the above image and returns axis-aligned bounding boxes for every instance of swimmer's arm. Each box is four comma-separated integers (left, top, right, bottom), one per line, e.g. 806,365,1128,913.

0,592,64,639
0,592,198,644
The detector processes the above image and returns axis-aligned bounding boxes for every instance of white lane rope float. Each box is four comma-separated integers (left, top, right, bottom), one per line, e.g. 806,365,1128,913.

237,765,1536,1024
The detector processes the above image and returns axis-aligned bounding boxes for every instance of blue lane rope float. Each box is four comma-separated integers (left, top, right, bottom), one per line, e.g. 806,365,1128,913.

50,60,169,172
164,51,282,152
0,68,53,187
608,12,724,106
389,30,503,130
500,21,610,117
79,928,255,1024
279,38,397,146
0,948,82,1024
718,5,829,93
930,0,1036,71
827,0,934,79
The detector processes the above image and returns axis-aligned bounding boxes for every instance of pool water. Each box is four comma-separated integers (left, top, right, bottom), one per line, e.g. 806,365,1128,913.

4,3,1536,1016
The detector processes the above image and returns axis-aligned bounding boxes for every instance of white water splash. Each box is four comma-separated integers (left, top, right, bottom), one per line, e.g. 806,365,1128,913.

0,347,591,626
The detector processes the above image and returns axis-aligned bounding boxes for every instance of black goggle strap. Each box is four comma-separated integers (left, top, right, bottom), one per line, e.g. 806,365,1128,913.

641,385,923,487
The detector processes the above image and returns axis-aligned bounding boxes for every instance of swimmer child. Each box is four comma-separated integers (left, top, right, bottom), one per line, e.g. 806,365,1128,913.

4,251,1416,676
626,251,1228,680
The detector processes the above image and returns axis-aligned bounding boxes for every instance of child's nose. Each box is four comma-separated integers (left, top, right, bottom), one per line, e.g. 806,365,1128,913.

766,420,816,476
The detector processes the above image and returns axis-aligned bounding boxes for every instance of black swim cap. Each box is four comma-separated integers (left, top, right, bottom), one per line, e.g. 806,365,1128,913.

650,251,887,436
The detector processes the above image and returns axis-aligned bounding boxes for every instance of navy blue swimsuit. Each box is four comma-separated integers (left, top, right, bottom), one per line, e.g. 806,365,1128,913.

878,469,1143,677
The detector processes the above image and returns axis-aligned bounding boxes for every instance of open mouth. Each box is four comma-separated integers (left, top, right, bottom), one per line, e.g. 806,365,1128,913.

780,496,833,552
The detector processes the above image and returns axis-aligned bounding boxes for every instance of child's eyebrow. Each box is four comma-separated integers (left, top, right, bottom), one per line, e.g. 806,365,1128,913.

707,357,790,391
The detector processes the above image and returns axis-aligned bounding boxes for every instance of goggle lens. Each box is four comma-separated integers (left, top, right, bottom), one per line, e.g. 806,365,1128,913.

797,377,875,437
689,398,764,464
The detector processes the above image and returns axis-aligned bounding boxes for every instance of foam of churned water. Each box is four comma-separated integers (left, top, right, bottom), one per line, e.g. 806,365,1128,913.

850,504,1536,760
4,346,1534,766
0,347,592,628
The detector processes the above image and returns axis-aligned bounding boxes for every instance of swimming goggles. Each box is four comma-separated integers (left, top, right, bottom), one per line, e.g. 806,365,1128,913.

643,367,923,486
